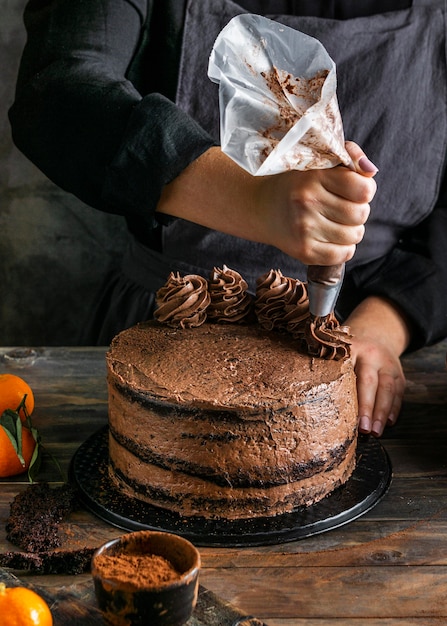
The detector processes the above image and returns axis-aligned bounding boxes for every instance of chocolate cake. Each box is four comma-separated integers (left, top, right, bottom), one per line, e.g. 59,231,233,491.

106,268,358,520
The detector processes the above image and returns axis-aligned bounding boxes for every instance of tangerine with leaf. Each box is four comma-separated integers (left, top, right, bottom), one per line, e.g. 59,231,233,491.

0,416,37,478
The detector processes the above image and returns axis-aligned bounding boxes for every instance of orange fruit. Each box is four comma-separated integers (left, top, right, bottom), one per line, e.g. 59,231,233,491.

0,423,36,478
0,374,35,421
0,583,53,626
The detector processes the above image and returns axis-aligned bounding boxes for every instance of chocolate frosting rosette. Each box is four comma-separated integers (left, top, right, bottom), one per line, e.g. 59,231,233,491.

255,269,308,332
207,265,254,323
305,313,352,360
154,272,210,328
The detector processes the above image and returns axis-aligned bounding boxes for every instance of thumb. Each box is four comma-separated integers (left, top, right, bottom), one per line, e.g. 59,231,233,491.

345,140,379,178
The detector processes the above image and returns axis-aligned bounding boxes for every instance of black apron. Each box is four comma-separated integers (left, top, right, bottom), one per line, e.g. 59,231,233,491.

88,0,447,343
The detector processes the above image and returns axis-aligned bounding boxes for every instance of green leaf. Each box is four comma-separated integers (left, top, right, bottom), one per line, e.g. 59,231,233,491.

0,423,19,455
14,412,26,467
0,412,26,468
27,442,42,483
42,443,66,483
0,409,19,439
30,425,41,445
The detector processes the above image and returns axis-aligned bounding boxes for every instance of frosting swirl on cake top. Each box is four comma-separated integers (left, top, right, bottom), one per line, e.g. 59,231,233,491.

154,272,210,329
255,269,309,333
207,265,253,323
305,313,352,360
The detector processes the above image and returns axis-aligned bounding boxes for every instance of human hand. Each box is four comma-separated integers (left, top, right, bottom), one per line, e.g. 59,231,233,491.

256,141,378,266
345,296,410,437
350,335,406,437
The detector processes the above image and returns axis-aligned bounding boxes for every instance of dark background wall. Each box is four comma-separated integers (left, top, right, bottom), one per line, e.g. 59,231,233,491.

1,0,128,347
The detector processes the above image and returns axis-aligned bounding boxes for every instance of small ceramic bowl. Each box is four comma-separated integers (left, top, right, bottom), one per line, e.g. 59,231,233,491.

91,530,201,626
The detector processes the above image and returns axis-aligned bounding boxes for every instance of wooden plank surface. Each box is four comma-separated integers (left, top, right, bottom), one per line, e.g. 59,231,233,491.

0,341,447,625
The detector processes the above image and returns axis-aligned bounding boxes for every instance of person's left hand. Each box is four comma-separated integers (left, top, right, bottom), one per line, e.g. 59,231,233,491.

345,296,410,437
350,334,406,437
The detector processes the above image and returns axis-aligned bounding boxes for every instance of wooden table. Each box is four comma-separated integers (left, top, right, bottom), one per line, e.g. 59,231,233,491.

1,341,447,625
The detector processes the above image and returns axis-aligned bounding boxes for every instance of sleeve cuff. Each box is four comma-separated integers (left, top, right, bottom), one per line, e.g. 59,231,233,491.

101,93,218,218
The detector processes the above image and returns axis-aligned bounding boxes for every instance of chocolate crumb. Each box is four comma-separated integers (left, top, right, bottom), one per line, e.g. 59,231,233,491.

6,483,78,552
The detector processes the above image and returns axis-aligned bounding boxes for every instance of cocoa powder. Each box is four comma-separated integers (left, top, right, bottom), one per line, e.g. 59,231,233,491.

95,552,182,587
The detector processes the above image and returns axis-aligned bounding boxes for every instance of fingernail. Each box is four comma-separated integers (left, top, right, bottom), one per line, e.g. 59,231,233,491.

387,413,396,426
359,156,379,174
359,415,370,433
372,420,383,437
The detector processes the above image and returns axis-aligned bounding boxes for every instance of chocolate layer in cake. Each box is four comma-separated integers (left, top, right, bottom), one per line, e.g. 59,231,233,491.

106,321,358,520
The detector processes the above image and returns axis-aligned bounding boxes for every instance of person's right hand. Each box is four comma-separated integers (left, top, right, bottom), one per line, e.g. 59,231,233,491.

157,142,377,268
255,141,378,266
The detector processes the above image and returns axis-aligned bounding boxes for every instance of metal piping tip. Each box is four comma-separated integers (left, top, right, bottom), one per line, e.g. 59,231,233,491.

307,263,345,317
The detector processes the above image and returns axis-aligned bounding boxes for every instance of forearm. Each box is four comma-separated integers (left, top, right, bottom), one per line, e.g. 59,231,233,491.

156,147,265,241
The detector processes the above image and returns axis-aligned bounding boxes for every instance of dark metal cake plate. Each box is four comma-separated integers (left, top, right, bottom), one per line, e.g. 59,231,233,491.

69,426,391,547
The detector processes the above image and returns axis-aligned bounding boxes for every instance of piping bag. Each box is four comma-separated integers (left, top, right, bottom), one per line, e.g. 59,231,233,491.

208,14,354,320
